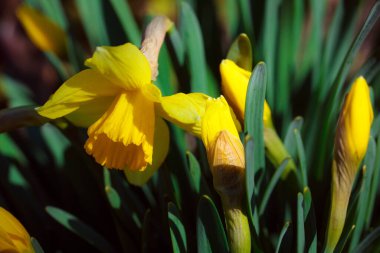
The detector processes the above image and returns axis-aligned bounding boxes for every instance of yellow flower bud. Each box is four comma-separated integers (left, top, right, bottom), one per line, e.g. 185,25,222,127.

338,76,373,165
200,96,251,253
16,3,67,57
219,59,273,128
326,76,374,252
0,207,35,253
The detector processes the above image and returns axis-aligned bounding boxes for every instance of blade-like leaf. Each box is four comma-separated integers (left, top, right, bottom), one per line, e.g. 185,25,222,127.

197,195,229,253
46,206,116,253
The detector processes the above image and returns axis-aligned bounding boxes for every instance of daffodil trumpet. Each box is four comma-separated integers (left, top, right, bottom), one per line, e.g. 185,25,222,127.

201,96,251,253
220,59,296,177
324,76,373,253
0,207,35,253
36,17,173,186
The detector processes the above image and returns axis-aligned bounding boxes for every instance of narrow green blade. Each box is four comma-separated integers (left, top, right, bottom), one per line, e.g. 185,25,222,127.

75,0,110,48
109,0,141,45
31,237,45,253
244,62,267,171
276,221,290,253
354,226,380,253
294,129,307,187
259,158,289,216
179,2,217,96
168,202,187,253
297,193,305,253
46,206,116,253
197,195,229,253
284,116,304,159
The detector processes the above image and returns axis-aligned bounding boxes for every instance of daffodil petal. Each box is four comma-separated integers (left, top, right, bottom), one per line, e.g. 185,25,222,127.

125,117,169,186
37,69,120,119
158,93,210,136
65,96,115,127
16,3,67,56
85,91,155,171
0,208,33,252
85,43,151,90
0,208,30,239
141,82,162,103
201,96,239,152
341,76,373,162
220,59,250,122
0,229,17,252
220,59,273,127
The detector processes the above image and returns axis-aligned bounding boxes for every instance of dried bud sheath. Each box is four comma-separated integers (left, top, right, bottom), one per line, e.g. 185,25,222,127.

140,16,173,80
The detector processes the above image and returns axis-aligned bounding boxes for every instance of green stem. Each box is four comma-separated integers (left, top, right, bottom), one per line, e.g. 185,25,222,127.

324,161,353,253
221,194,251,253
264,126,296,178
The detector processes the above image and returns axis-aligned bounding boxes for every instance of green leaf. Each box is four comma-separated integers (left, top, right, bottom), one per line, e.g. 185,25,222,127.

261,0,280,106
38,0,67,29
227,33,252,71
318,0,343,101
46,206,116,253
284,116,304,159
276,221,290,253
109,0,141,45
349,138,376,251
353,226,380,253
244,136,257,232
334,225,355,253
186,151,201,194
40,124,70,169
297,193,305,253
237,0,254,40
197,195,229,253
259,158,289,216
31,237,45,253
244,62,267,172
366,136,380,228
168,26,185,65
142,209,152,253
75,0,110,48
168,202,187,253
303,188,317,253
0,75,34,107
294,129,307,187
0,134,27,166
179,2,217,96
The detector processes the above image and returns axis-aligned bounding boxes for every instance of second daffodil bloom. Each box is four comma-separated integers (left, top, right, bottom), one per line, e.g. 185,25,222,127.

0,207,35,253
37,43,169,186
325,76,373,253
201,96,250,253
220,59,295,177
220,59,273,127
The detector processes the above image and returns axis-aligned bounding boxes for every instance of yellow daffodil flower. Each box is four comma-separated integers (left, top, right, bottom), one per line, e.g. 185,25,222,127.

325,76,373,253
200,96,251,253
16,3,67,57
37,43,169,185
219,59,273,128
0,207,35,253
220,59,295,177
